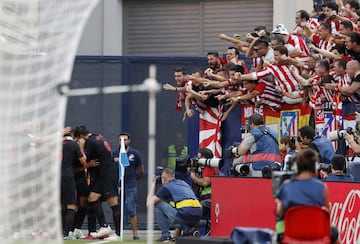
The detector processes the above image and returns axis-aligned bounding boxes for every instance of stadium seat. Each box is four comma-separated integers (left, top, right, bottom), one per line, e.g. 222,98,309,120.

282,206,331,244
348,161,360,181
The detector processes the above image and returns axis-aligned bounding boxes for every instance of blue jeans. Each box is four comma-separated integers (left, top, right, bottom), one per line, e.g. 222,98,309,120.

118,185,137,225
155,201,201,237
155,201,176,237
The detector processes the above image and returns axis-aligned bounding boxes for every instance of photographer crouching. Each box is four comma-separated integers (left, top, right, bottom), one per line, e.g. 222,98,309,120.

147,168,202,242
189,148,220,220
232,114,282,178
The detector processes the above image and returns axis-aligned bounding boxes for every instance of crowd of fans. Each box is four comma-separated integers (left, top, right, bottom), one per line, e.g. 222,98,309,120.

163,0,360,181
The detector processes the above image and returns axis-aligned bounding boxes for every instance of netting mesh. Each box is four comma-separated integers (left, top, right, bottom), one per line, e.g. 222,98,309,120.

0,0,98,242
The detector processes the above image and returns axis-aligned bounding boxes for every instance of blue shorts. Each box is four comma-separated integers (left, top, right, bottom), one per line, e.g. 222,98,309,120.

124,186,137,217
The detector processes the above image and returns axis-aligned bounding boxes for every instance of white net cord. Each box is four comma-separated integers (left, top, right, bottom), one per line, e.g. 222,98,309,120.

0,0,99,243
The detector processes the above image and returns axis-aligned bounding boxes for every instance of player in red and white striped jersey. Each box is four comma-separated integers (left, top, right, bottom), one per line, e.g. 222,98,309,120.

323,2,342,34
303,22,334,60
239,46,302,104
332,59,351,87
293,9,319,36
272,24,310,62
228,79,283,111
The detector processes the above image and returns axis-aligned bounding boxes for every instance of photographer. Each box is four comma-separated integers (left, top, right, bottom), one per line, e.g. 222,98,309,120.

325,154,355,182
280,136,298,171
344,130,360,154
190,148,219,218
147,168,202,242
298,126,335,165
234,114,282,177
275,148,339,243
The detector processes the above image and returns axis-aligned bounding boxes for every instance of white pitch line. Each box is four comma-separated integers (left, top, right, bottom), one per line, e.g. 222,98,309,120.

89,241,110,244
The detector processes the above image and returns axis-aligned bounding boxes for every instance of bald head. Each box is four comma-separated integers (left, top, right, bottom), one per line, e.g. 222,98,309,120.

346,60,360,78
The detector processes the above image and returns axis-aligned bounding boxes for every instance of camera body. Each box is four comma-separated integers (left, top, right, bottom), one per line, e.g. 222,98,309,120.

328,127,354,141
262,162,282,179
272,171,294,197
318,162,332,175
225,142,241,158
155,166,164,184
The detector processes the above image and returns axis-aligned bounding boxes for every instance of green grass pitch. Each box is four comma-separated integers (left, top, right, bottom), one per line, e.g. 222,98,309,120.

64,240,148,244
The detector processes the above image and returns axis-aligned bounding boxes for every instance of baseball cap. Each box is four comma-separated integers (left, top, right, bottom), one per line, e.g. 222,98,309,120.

257,35,270,44
272,24,289,35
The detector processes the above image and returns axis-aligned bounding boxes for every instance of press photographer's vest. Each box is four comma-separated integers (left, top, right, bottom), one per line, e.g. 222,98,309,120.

165,179,201,210
311,137,334,164
168,145,188,170
243,126,282,170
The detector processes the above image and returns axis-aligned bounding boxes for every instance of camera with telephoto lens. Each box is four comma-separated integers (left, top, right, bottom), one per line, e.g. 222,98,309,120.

233,163,250,176
328,127,354,141
193,157,224,168
225,142,241,158
155,166,164,184
272,171,294,197
175,156,223,173
261,162,282,179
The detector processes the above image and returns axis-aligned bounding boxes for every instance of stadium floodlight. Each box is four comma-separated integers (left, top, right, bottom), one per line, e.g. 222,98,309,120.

0,0,99,243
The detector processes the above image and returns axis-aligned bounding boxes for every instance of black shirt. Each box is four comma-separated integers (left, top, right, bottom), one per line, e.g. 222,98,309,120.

62,139,83,177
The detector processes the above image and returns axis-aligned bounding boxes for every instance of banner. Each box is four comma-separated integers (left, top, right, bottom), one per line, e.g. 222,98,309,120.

211,177,360,244
199,105,223,157
241,103,311,142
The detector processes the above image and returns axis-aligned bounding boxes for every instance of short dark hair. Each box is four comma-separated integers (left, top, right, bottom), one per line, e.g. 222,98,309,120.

280,135,296,150
331,44,347,55
299,126,315,140
274,45,288,56
324,2,338,13
73,125,90,138
254,25,267,32
347,31,360,45
227,63,245,74
317,59,330,71
207,51,219,58
118,132,130,139
271,35,285,46
334,58,347,69
318,13,326,22
296,148,318,174
174,67,186,75
346,0,360,10
331,154,346,171
320,22,331,32
254,35,270,47
228,46,239,56
297,10,310,21
198,148,214,159
248,114,264,126
340,20,354,31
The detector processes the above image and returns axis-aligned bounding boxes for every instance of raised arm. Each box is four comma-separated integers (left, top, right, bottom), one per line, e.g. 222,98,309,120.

309,44,340,60
219,33,250,53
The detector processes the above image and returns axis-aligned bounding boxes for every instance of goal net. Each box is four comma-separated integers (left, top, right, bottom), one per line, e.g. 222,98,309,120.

0,0,98,243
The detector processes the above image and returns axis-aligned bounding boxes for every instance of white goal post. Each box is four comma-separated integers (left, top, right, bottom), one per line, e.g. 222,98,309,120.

0,0,99,242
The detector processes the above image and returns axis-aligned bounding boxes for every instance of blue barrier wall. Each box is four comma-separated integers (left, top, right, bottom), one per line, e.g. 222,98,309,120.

66,55,251,227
